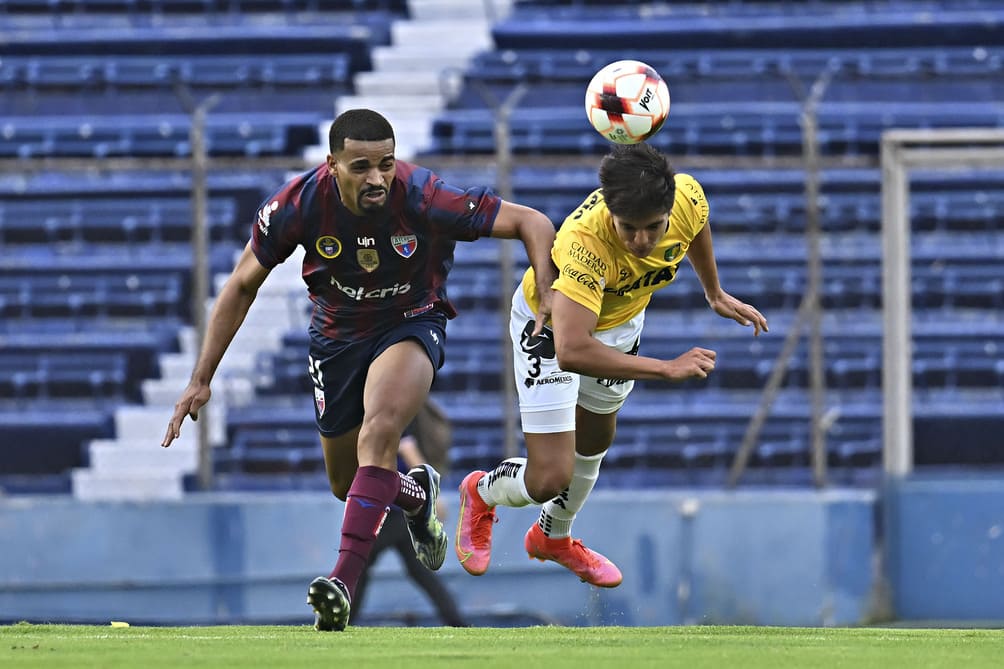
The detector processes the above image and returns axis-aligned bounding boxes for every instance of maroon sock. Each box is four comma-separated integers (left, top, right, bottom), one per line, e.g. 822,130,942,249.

329,465,399,599
395,471,427,515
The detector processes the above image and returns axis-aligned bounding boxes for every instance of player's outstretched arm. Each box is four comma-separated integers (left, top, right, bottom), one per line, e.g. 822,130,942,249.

489,201,558,335
552,292,717,382
686,222,768,336
162,243,271,447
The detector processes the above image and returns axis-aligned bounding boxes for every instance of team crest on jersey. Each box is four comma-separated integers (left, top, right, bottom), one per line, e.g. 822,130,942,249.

316,236,342,259
664,243,682,261
357,249,379,272
314,386,326,417
391,234,418,258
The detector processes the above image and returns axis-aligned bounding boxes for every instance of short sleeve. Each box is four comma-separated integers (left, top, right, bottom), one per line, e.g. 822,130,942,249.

675,173,710,239
550,231,612,316
420,175,502,241
250,191,302,269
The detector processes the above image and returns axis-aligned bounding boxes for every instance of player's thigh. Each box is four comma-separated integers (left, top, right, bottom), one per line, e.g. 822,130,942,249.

358,318,444,465
308,337,368,439
364,339,435,423
574,311,643,455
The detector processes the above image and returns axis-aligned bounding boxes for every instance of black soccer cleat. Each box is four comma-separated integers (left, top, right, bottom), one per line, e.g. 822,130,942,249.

405,464,448,570
307,576,351,632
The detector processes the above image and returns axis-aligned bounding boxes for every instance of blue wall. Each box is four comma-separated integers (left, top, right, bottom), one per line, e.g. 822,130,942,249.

885,476,1004,621
1,489,875,626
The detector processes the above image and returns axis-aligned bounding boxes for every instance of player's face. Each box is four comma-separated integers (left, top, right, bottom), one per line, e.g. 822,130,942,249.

612,212,670,258
328,138,396,216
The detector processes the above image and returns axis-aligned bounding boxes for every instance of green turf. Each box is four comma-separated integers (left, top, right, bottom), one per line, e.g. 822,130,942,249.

3,622,1003,669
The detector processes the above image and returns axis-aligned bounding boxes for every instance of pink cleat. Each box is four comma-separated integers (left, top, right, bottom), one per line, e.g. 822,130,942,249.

524,523,623,588
455,471,496,576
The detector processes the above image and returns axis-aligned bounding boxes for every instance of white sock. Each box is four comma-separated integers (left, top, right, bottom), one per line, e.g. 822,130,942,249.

477,457,536,508
537,450,606,539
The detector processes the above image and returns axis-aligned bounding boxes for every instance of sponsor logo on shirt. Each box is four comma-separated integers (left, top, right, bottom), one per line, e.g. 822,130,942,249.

330,276,410,300
604,266,677,297
561,263,600,291
567,241,608,274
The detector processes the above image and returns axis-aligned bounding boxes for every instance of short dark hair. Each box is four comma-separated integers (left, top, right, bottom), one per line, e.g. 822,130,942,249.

598,143,676,221
328,109,395,153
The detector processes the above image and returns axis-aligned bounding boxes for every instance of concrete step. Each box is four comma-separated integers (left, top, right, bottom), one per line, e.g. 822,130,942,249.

113,404,225,445
142,373,258,408
371,46,476,73
391,21,491,52
141,377,190,406
88,440,198,473
72,468,184,501
354,70,459,97
409,0,511,21
335,94,445,114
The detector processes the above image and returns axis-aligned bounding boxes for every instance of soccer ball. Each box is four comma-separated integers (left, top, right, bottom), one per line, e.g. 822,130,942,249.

584,60,671,144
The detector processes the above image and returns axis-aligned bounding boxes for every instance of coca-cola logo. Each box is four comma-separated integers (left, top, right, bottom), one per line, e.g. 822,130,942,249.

562,263,599,290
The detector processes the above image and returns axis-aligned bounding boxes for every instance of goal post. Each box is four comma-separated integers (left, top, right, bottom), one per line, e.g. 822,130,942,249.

879,128,1004,477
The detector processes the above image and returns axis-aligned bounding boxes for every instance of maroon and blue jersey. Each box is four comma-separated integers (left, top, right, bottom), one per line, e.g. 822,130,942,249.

250,161,502,341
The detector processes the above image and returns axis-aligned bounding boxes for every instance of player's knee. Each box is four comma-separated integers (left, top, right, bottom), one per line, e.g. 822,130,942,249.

525,469,572,503
357,414,406,464
359,413,401,446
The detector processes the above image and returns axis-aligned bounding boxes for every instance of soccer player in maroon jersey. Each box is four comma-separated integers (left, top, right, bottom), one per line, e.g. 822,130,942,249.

161,109,557,631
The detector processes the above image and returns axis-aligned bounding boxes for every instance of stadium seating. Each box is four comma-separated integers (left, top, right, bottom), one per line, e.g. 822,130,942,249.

0,113,324,158
3,0,1003,493
0,54,352,92
0,196,239,243
427,102,1004,157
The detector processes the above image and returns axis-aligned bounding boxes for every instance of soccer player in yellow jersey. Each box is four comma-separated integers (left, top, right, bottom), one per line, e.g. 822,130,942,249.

455,143,768,586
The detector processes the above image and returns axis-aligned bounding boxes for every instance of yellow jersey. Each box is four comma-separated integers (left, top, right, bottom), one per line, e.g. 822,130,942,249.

520,173,709,331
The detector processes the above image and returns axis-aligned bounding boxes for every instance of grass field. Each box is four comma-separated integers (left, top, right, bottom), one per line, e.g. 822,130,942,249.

3,623,1003,669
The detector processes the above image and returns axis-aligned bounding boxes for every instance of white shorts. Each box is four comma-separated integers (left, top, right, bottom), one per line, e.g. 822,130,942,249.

510,287,644,434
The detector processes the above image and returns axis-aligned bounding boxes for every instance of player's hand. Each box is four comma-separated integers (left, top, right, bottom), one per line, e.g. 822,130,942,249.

162,381,212,447
532,283,556,336
661,347,717,381
708,291,768,336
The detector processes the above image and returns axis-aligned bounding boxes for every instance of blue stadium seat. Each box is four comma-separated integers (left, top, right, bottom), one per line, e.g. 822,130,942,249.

0,351,130,399
427,101,1004,158
0,401,114,475
218,427,324,475
0,272,184,319
0,317,181,386
0,197,238,243
5,53,353,92
0,113,319,158
492,8,1004,51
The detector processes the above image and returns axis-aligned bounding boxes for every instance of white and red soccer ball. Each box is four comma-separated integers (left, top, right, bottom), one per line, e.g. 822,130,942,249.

585,60,671,144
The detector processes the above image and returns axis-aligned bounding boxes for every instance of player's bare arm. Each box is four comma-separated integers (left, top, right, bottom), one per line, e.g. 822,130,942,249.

491,200,558,335
686,224,768,336
161,242,271,447
551,291,716,382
